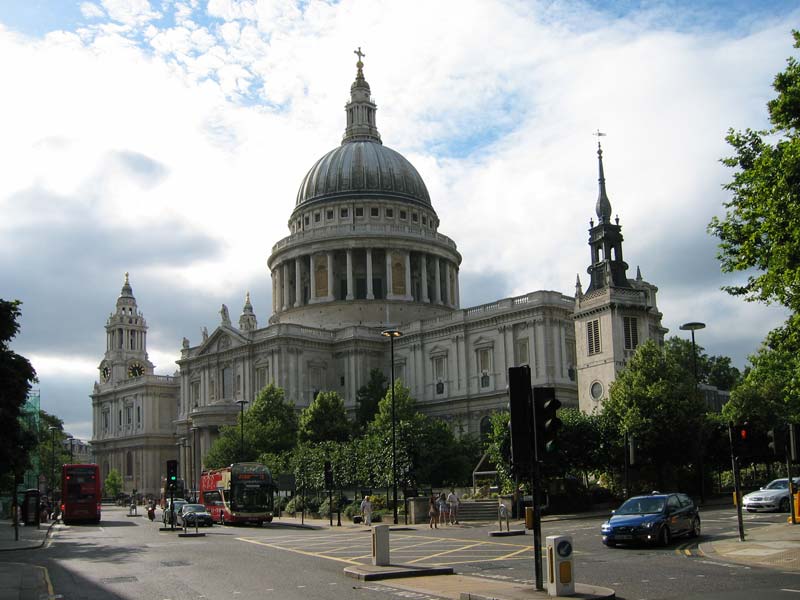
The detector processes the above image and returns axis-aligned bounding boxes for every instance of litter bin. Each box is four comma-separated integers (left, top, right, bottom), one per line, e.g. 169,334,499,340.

23,489,40,526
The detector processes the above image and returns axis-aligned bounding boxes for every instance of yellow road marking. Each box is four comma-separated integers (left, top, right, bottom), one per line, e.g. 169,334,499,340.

237,537,360,565
35,564,55,598
406,542,484,564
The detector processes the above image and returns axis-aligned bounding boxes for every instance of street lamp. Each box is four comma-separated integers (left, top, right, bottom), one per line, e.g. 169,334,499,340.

48,426,58,497
190,425,197,501
66,436,74,462
235,399,248,462
381,328,403,525
680,321,706,503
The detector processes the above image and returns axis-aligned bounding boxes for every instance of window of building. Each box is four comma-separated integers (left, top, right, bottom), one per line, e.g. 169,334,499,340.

591,381,604,401
256,366,268,392
118,328,123,348
386,208,393,218
126,406,132,425
623,316,639,350
587,319,601,355
355,207,364,217
118,410,122,427
412,212,419,222
236,373,241,394
326,209,334,220
422,216,427,225
314,212,320,223
103,411,109,433
477,348,492,388
399,209,407,220
433,356,445,381
136,406,141,426
340,207,349,218
304,215,309,226
515,339,529,366
222,367,233,399
370,207,379,217
126,451,133,477
191,381,200,406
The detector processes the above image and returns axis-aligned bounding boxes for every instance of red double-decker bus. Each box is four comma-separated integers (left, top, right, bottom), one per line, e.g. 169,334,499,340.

200,462,274,526
61,464,101,524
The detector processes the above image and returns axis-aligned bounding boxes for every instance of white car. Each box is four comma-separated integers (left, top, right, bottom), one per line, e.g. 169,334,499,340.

742,478,800,513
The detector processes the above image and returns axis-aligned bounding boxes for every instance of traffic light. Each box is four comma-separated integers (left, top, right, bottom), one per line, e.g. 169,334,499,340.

732,423,752,457
767,425,787,458
790,424,800,463
508,365,533,474
166,459,178,490
324,460,333,490
533,387,561,462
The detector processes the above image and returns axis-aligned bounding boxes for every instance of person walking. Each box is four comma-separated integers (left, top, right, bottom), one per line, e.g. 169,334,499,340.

428,494,439,528
360,496,373,526
438,493,449,526
446,489,459,524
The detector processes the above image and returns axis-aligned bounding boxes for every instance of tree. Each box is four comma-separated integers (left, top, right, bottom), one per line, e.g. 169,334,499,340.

601,340,707,489
298,391,350,444
708,31,800,313
104,468,123,498
0,300,37,485
37,412,71,494
663,337,741,391
204,385,299,468
355,369,387,430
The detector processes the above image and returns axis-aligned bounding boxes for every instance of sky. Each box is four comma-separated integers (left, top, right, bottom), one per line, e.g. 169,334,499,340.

0,0,796,441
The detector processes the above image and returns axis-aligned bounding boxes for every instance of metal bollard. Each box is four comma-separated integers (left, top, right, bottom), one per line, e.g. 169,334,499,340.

498,504,509,531
372,524,390,566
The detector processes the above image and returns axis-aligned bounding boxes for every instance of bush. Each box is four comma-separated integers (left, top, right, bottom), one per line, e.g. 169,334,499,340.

285,495,320,514
273,495,287,513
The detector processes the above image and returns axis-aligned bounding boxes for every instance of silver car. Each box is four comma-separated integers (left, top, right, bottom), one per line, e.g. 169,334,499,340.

743,478,800,513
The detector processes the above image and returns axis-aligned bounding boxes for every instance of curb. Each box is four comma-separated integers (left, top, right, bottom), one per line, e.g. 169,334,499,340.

0,520,56,552
344,564,454,581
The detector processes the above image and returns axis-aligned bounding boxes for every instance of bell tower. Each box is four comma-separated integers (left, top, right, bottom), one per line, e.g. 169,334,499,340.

98,273,153,384
573,139,667,412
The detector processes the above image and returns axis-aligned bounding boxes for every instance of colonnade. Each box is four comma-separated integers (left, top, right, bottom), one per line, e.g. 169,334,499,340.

271,248,460,312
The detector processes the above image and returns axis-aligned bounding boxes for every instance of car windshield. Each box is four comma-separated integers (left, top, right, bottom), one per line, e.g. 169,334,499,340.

765,480,788,490
616,497,665,515
182,504,205,513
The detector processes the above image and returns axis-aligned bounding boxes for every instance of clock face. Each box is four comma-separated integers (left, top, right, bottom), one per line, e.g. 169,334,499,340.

101,366,110,382
128,362,144,378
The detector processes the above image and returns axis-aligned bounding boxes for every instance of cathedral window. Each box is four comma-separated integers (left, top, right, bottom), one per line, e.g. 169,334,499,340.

304,215,310,226
222,367,233,399
355,207,364,217
326,209,334,220
125,451,133,477
118,329,123,348
236,373,241,394
400,209,407,220
515,339,529,366
103,411,109,433
314,212,320,223
624,316,639,350
587,319,601,355
256,367,268,392
386,208,393,218
118,410,122,427
125,406,132,425
340,208,349,218
370,207,379,217
412,212,418,222
191,381,200,406
477,348,492,388
422,216,427,225
136,406,141,426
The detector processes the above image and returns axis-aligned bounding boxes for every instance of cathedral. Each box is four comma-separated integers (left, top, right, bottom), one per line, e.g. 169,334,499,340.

91,55,665,497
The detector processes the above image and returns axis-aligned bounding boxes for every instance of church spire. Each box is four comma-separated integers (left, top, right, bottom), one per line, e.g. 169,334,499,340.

239,291,258,332
594,131,612,223
342,47,382,144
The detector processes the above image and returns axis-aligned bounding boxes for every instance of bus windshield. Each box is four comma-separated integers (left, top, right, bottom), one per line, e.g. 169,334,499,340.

65,467,99,502
230,482,272,513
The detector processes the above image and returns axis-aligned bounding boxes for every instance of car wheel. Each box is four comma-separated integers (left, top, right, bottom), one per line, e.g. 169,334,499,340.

689,517,701,538
746,508,756,513
780,497,791,513
602,540,616,548
660,525,671,547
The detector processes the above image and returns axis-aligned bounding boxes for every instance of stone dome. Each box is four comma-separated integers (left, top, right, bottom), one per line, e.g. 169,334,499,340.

295,140,431,207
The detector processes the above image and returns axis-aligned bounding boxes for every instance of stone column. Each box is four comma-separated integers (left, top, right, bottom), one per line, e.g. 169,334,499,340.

283,262,290,310
434,258,442,304
275,266,282,312
454,267,460,308
346,249,354,300
386,250,394,299
309,254,317,303
366,249,374,299
326,251,335,301
294,257,302,308
421,254,429,303
404,251,412,301
444,261,451,307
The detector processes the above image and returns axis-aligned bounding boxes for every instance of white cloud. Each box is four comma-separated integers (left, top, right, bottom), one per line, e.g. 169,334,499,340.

80,2,106,19
101,0,161,26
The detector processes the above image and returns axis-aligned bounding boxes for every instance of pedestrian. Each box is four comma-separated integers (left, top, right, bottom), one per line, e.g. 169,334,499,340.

446,488,459,524
360,495,373,526
428,494,439,528
438,493,449,526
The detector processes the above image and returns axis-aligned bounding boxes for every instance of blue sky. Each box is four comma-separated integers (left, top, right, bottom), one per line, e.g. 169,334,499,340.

0,0,796,440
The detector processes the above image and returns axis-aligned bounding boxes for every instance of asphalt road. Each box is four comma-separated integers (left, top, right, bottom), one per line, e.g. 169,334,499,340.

6,505,800,599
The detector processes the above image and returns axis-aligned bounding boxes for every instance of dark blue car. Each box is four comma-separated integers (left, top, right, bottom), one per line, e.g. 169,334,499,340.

601,493,700,547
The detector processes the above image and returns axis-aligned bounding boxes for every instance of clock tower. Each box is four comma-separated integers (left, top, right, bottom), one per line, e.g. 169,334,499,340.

91,274,178,498
98,273,154,383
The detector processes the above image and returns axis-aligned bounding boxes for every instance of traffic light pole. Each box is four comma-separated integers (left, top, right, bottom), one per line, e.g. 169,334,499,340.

530,461,544,591
787,451,796,525
728,425,745,542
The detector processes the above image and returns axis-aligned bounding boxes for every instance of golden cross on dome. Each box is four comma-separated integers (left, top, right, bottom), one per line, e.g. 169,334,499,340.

354,47,365,63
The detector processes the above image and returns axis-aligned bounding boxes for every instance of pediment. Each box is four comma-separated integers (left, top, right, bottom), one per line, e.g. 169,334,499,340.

196,326,250,356
428,344,449,358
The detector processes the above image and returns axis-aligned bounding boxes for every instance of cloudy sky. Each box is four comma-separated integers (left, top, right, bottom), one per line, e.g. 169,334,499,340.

1,0,796,441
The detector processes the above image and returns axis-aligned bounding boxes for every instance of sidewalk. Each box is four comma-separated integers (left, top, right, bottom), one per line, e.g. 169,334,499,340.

0,519,55,552
701,519,800,570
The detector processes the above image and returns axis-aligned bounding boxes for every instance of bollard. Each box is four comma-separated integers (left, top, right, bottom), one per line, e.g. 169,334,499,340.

372,524,390,566
546,534,574,597
498,504,509,531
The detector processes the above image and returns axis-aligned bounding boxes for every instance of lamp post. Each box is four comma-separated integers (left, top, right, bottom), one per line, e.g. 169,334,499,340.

66,436,74,462
235,400,248,462
381,328,403,525
49,426,58,498
190,426,197,501
680,321,706,503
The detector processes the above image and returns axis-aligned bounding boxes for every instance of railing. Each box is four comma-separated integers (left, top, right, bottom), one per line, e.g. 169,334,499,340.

271,223,458,253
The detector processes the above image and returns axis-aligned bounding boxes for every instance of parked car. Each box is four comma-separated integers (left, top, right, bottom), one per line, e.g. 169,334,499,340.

162,499,187,525
601,492,700,547
743,478,800,513
176,503,213,528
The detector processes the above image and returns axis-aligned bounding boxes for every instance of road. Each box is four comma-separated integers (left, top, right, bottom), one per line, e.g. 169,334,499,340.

6,505,800,599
